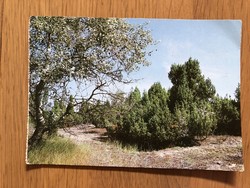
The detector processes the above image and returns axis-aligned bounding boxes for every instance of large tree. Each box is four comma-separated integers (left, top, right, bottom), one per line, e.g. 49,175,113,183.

28,16,154,148
168,58,216,111
168,58,217,140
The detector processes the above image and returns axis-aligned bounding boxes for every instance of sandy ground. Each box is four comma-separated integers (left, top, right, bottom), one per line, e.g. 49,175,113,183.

57,124,244,171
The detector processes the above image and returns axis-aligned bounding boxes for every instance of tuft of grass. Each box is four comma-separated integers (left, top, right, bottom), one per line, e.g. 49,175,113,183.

110,140,139,153
27,136,91,165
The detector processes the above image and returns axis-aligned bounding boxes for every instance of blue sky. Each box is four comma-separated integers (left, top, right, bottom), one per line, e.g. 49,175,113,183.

122,19,242,98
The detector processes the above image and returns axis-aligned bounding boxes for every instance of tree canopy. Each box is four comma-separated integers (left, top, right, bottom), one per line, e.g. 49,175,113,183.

168,58,216,111
28,16,154,148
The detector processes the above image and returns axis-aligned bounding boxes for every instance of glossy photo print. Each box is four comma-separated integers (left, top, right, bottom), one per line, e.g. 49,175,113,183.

27,16,243,171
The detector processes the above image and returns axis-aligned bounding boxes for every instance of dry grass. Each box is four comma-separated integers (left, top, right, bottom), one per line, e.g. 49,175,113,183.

28,126,244,171
27,136,91,165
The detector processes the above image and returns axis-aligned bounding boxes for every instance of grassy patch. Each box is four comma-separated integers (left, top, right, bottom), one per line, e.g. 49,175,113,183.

109,140,139,153
28,136,91,165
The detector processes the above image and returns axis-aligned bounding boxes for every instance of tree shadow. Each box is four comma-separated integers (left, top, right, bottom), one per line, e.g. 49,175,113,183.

82,128,110,142
93,135,109,142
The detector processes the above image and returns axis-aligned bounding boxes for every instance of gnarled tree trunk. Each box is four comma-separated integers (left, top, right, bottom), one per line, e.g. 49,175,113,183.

28,80,47,149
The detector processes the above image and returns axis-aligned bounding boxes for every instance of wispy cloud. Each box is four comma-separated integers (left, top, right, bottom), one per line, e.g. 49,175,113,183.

157,36,240,97
162,39,193,64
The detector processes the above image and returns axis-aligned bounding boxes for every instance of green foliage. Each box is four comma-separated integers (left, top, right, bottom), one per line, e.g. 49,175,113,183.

187,102,217,139
234,83,240,111
172,101,217,145
168,58,217,141
113,83,175,150
128,87,141,105
29,16,154,97
168,58,216,112
52,100,65,120
28,16,154,147
78,99,115,128
213,92,241,136
28,136,91,164
107,59,240,150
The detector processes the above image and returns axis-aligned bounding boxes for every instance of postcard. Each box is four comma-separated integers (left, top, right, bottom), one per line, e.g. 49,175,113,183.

27,16,243,171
